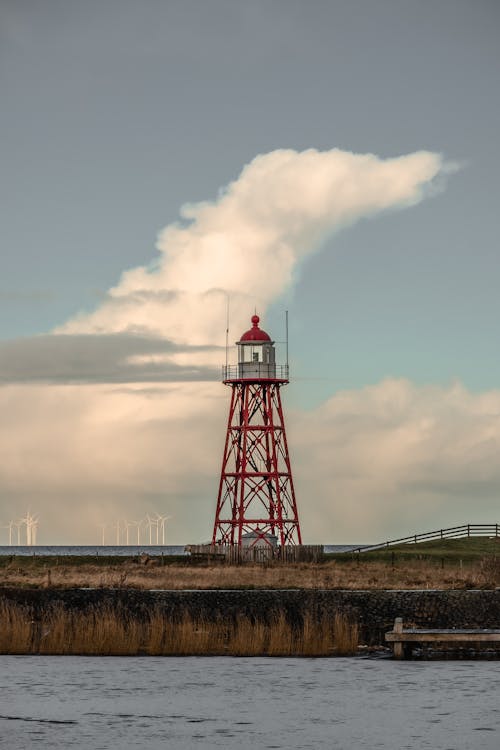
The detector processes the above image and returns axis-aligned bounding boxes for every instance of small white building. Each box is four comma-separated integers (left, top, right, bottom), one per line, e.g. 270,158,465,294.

241,531,278,549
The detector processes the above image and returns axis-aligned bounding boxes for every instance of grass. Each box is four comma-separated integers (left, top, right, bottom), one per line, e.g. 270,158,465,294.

0,554,187,570
0,538,499,590
332,537,500,563
0,600,358,656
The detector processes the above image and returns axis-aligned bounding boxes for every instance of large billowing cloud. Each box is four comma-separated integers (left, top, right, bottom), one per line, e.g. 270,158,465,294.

59,147,446,351
292,379,500,542
2,146,483,546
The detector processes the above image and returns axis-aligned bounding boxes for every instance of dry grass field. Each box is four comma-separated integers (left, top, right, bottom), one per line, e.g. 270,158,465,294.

0,538,498,590
0,600,358,656
0,552,499,591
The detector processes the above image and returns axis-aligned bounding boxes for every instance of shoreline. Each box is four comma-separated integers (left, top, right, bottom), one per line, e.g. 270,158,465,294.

1,587,499,656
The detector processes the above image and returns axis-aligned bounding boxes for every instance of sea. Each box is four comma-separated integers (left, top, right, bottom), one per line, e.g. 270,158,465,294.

0,656,498,749
0,544,359,557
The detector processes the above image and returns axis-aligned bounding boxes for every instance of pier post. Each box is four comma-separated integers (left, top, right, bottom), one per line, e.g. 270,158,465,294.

393,617,404,659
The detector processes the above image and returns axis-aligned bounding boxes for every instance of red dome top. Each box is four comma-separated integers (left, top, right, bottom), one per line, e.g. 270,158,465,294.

239,314,271,342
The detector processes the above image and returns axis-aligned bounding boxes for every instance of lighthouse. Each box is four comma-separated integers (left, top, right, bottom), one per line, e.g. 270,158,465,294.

212,314,302,548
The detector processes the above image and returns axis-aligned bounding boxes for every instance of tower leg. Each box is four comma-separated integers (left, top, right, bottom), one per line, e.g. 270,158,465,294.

213,382,301,547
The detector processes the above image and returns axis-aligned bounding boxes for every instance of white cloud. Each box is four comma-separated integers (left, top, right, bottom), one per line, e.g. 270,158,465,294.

59,147,446,352
292,379,500,543
0,382,225,543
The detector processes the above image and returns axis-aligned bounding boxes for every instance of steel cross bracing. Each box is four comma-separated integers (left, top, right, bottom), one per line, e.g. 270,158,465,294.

212,381,302,546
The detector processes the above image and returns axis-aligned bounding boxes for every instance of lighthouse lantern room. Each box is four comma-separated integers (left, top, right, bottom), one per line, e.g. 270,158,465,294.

212,314,302,548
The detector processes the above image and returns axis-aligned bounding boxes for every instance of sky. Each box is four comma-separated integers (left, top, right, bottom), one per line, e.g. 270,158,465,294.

1,0,499,544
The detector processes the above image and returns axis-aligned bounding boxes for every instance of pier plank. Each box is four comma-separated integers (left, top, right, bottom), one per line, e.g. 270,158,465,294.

386,618,500,657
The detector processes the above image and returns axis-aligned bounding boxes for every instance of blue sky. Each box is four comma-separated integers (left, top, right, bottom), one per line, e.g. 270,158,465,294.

1,1,499,543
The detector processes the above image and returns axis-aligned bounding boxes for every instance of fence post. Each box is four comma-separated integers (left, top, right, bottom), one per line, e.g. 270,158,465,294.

393,618,404,659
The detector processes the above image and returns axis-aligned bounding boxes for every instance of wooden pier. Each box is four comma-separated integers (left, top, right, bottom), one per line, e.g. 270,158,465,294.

386,617,500,658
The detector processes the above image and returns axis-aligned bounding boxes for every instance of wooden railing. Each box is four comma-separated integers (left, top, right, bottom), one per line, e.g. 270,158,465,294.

350,523,500,554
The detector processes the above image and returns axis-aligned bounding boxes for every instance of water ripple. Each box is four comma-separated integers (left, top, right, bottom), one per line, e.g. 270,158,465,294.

0,656,498,749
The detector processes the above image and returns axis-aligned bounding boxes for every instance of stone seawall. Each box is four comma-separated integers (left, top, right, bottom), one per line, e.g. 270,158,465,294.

2,588,499,645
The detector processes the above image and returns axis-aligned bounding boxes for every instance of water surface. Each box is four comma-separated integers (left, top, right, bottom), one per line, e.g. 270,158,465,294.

0,656,498,749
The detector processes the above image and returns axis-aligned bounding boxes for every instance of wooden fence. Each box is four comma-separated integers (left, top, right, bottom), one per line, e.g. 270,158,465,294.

185,544,324,564
351,523,500,554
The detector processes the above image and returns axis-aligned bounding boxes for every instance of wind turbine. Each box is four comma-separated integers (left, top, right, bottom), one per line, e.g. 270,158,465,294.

24,511,38,546
124,520,137,546
13,519,23,546
129,519,143,545
98,523,107,546
25,514,31,546
29,514,39,546
114,519,123,546
145,514,154,545
156,514,171,545
136,517,145,545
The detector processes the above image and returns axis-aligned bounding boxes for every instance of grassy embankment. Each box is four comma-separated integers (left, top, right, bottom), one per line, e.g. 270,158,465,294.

0,537,498,590
1,538,498,656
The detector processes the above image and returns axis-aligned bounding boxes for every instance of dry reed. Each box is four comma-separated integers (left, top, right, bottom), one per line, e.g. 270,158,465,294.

0,600,358,657
1,556,498,590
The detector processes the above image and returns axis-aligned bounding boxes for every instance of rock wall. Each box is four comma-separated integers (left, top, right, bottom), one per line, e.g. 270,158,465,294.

2,588,499,645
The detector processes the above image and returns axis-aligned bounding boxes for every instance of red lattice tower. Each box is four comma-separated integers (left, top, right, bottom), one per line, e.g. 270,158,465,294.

212,314,302,547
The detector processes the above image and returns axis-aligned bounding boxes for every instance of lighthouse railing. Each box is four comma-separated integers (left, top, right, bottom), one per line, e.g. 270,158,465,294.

222,364,289,381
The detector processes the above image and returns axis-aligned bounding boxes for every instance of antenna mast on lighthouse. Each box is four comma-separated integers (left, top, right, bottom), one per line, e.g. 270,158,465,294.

212,313,302,548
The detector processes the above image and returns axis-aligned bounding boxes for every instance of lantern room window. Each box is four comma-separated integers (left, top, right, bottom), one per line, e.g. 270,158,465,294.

238,343,275,364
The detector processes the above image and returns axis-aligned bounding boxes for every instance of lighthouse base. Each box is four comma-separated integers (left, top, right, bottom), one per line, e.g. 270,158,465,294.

212,379,302,547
